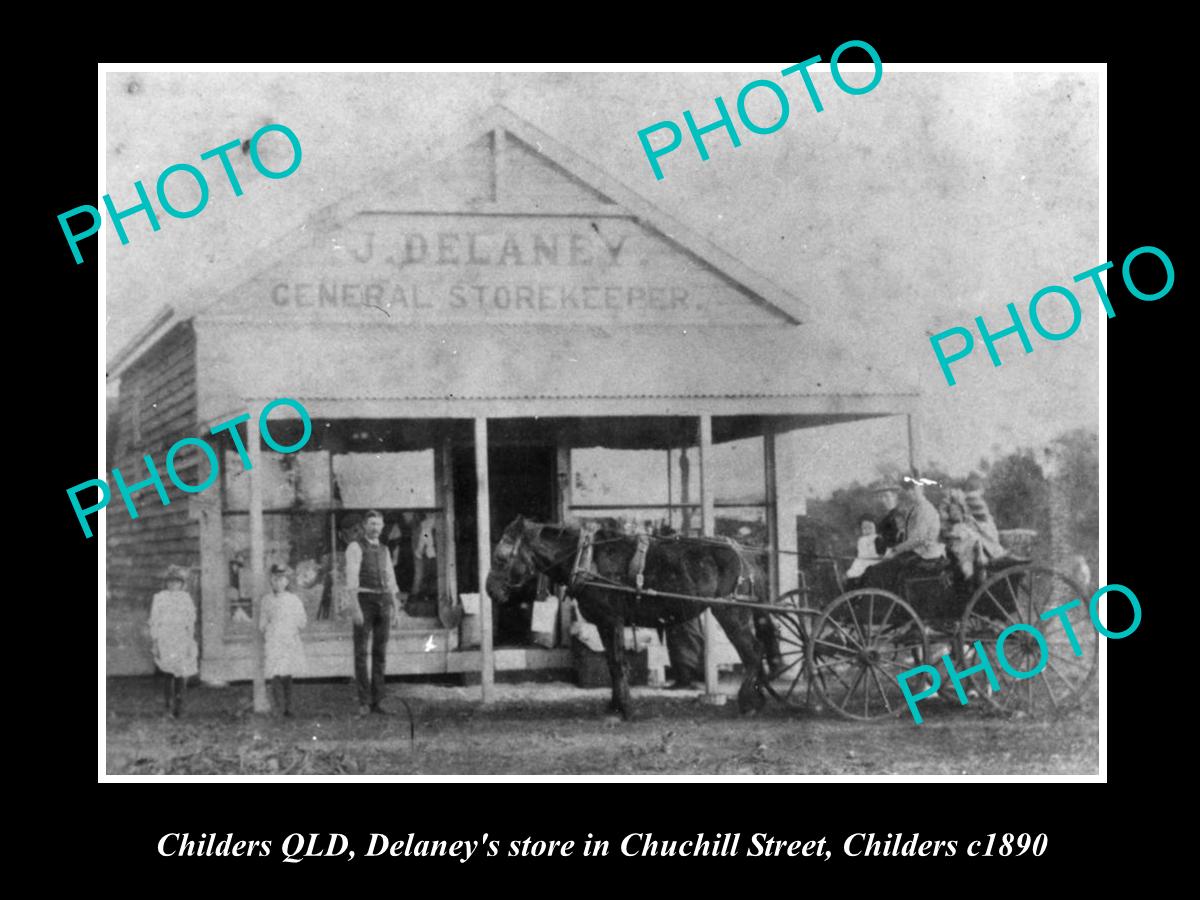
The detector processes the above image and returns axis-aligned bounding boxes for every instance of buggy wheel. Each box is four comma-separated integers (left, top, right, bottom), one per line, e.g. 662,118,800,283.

811,589,929,721
957,565,1097,716
762,589,822,710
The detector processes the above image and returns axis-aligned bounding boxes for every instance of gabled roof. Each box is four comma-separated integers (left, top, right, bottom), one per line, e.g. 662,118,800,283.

107,105,810,379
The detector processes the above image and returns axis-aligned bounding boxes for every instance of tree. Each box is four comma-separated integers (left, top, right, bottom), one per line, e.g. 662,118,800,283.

986,448,1049,535
1048,427,1100,575
806,428,1098,571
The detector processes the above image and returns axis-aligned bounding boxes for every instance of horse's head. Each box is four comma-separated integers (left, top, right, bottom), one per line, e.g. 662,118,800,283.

485,516,538,605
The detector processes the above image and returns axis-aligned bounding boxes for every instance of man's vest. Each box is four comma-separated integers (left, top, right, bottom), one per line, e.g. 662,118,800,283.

355,538,391,593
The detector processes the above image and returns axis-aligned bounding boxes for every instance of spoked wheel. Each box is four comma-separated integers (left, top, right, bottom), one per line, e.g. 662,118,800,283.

762,589,822,710
810,589,929,721
957,564,1097,716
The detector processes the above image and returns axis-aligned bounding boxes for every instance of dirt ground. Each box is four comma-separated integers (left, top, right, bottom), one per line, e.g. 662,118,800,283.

105,675,1099,776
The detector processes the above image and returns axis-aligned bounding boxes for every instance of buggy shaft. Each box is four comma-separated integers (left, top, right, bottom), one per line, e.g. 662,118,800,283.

573,579,800,613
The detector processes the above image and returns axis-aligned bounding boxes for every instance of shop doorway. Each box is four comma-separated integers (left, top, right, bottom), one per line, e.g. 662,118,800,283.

452,442,557,593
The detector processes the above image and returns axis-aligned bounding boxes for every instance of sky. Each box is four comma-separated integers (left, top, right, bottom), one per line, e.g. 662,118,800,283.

103,68,1100,497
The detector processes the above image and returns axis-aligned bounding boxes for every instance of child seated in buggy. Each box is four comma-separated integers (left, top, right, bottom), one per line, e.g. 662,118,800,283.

844,518,883,580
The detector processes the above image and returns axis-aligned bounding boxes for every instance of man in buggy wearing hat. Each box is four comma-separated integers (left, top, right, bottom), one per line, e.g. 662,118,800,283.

859,474,947,597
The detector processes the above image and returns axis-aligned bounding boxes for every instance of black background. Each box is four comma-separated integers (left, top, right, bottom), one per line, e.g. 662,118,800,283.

33,19,1183,884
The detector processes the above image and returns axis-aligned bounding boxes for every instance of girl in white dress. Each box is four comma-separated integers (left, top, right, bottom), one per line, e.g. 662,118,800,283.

261,563,307,717
149,564,198,718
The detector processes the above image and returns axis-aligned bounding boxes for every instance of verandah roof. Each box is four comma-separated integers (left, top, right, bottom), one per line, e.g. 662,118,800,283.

194,320,916,423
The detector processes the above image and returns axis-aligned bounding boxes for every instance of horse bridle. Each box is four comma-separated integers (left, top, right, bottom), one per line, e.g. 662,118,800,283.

496,523,609,592
497,524,561,591
495,527,531,591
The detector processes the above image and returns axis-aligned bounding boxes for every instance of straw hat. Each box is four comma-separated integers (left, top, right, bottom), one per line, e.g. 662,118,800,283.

164,564,190,583
943,488,969,513
964,489,991,516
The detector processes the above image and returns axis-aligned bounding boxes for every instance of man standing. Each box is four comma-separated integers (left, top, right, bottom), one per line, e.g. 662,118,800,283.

343,510,400,716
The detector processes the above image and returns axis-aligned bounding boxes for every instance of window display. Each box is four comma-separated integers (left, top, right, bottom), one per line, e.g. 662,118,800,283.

222,441,444,629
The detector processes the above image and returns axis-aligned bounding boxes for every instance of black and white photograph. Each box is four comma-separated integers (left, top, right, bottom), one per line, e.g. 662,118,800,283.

98,63,1103,777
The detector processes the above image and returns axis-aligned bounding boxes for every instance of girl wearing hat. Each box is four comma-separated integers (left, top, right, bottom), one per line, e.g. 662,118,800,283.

963,488,1005,559
941,488,1007,582
149,564,198,718
260,563,307,717
941,490,981,580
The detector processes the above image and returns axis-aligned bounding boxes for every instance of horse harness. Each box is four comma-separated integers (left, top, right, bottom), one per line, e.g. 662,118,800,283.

502,522,625,592
570,525,757,601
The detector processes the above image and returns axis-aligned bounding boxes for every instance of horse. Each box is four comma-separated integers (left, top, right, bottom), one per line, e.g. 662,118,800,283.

485,516,780,720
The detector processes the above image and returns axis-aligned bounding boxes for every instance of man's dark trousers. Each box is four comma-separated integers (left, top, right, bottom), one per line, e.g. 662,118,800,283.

666,616,705,684
353,593,391,707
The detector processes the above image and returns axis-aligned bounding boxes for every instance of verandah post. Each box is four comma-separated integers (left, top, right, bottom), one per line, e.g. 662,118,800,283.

907,411,923,474
763,420,780,603
248,412,269,713
698,414,720,701
475,417,495,703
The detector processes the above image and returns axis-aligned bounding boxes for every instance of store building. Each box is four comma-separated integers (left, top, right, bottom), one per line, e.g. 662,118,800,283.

106,106,920,694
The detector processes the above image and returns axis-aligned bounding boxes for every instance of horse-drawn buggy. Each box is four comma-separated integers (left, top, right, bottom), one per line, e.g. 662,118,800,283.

486,516,1098,722
764,518,1098,720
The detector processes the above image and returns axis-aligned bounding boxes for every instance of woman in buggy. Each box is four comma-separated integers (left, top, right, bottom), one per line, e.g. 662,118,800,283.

940,485,1008,586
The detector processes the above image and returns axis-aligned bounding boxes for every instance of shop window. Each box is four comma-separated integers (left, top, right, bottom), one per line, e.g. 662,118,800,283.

571,449,668,506
576,508,671,536
224,450,332,511
332,452,435,508
666,505,702,537
714,506,768,545
710,438,766,505
222,445,446,630
570,445,766,539
223,512,335,631
571,449,672,535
